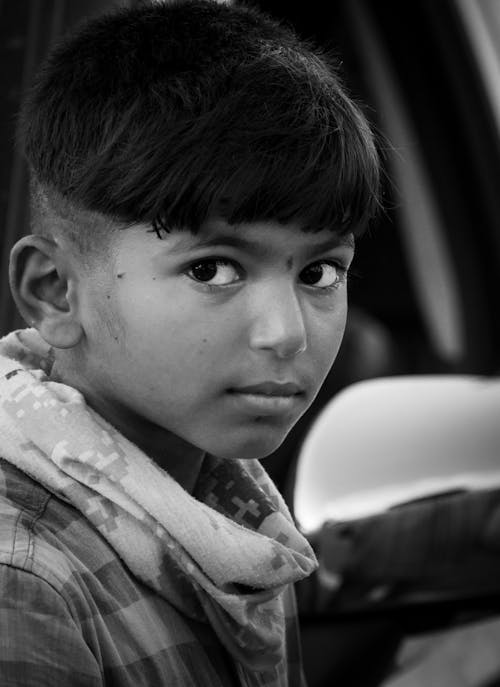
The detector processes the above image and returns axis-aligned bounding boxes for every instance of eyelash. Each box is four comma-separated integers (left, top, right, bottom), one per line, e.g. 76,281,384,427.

186,259,242,291
301,260,349,292
185,257,349,293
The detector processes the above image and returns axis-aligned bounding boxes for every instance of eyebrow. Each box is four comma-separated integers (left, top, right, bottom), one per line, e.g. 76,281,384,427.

166,231,354,260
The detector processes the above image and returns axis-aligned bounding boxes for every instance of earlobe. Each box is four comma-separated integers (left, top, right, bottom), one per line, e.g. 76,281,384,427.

9,235,83,348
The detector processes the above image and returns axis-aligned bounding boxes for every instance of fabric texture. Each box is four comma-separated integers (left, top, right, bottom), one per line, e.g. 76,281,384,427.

0,328,317,686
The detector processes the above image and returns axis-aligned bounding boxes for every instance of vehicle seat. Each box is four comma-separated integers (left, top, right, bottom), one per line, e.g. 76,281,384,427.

293,374,500,687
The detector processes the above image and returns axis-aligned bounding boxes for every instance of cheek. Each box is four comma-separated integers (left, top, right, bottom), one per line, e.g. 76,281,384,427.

81,278,123,347
332,302,348,350
112,284,229,366
309,298,348,371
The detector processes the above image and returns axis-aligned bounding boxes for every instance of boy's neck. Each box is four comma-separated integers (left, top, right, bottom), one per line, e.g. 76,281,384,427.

50,361,206,495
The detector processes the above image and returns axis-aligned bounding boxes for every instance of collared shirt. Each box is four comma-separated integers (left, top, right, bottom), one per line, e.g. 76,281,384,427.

0,459,306,686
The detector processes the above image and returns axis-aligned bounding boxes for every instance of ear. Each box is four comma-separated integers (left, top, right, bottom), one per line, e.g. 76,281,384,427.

9,235,83,348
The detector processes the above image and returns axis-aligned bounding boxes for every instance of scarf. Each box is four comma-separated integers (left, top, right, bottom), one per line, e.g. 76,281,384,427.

0,328,317,674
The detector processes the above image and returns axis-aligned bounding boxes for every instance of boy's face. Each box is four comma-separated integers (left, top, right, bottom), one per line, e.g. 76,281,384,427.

72,218,354,460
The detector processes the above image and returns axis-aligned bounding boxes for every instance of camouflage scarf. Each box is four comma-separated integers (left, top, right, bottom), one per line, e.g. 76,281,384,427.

0,328,317,673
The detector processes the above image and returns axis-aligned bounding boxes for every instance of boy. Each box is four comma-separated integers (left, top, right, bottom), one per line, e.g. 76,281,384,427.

0,1,380,685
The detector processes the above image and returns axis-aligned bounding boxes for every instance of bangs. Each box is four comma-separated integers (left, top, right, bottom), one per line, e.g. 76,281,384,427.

20,1,381,239
150,105,380,238
92,58,380,238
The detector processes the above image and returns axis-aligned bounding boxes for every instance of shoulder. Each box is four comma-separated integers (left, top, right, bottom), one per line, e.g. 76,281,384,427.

0,457,53,570
0,458,113,592
0,461,105,683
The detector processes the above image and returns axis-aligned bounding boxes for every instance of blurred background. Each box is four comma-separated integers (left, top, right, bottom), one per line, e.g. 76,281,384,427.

2,1,500,685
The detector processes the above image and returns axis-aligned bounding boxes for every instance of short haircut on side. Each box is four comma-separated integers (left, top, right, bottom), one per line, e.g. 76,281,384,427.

18,0,381,253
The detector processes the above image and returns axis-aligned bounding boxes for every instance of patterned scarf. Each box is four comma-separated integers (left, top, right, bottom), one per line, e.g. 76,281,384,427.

0,328,317,673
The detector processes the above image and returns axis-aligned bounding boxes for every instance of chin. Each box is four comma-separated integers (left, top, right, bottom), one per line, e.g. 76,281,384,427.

210,426,290,461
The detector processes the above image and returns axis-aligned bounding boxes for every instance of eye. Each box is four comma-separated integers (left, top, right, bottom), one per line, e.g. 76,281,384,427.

300,261,345,289
187,258,241,286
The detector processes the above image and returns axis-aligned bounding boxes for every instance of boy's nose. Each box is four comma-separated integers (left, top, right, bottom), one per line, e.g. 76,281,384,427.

248,283,307,359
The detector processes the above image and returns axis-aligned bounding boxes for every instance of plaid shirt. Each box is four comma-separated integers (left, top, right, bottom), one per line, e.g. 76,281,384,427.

0,459,307,686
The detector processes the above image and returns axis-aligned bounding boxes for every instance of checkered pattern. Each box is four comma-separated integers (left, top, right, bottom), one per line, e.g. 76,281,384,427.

0,459,307,686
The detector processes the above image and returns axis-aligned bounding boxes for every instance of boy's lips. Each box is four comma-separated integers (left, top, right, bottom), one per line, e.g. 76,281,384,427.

231,381,304,396
227,381,305,416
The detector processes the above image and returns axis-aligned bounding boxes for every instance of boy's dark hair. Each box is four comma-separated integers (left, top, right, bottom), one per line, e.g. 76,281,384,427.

19,0,380,253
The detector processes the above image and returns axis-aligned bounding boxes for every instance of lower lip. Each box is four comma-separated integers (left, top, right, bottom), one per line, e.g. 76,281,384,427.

228,391,302,415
